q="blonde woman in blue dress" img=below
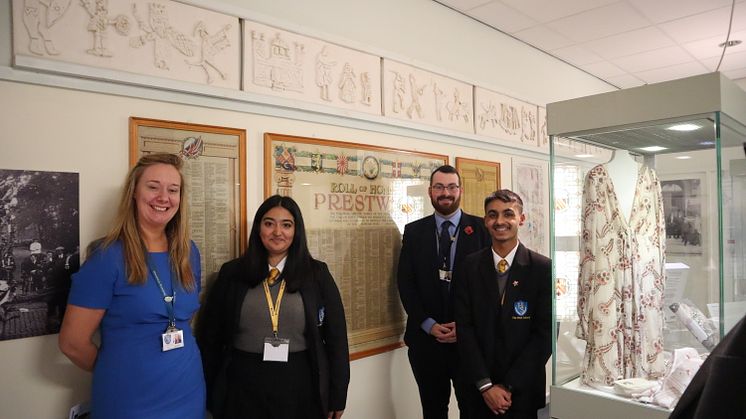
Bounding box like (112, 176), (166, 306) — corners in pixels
(59, 153), (205, 418)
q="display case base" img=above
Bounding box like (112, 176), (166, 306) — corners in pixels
(550, 379), (670, 419)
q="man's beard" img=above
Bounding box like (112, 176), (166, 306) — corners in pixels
(432, 195), (460, 215)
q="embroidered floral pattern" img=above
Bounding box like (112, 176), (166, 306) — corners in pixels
(576, 164), (666, 386)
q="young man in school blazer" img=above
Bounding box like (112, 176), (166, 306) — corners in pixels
(455, 189), (552, 419)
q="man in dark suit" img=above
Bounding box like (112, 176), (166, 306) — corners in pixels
(398, 164), (490, 419)
(455, 189), (551, 419)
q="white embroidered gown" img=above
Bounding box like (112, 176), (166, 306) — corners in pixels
(576, 163), (667, 386)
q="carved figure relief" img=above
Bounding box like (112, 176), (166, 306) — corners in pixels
(80, 0), (129, 57)
(130, 3), (195, 69)
(539, 110), (548, 147)
(520, 107), (536, 144)
(360, 72), (372, 106)
(406, 74), (426, 119)
(433, 82), (445, 121)
(478, 101), (499, 130)
(185, 21), (231, 84)
(314, 46), (336, 101)
(391, 71), (406, 113)
(338, 62), (356, 103)
(22, 0), (71, 56)
(498, 103), (520, 135)
(250, 31), (304, 92)
(446, 88), (470, 123)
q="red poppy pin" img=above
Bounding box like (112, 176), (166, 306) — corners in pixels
(464, 226), (474, 235)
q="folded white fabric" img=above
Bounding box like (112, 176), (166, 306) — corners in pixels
(613, 378), (658, 397)
(632, 347), (704, 409)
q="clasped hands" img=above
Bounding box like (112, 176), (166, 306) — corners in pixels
(429, 322), (456, 343)
(482, 384), (512, 416)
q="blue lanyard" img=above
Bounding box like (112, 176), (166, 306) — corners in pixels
(151, 267), (176, 329)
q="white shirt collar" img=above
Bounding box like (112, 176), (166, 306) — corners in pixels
(269, 256), (287, 272)
(434, 208), (462, 231)
(491, 242), (519, 271)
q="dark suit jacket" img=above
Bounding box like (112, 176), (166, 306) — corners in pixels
(669, 314), (746, 419)
(196, 257), (350, 417)
(397, 212), (490, 348)
(455, 243), (552, 412)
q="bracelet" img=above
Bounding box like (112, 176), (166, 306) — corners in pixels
(479, 384), (493, 393)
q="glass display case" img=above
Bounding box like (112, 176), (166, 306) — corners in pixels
(547, 73), (746, 419)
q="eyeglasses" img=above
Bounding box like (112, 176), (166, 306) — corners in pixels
(431, 184), (460, 193)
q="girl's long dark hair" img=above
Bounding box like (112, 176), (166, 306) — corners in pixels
(242, 195), (313, 291)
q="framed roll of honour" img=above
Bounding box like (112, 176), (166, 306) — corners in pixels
(129, 117), (247, 288)
(264, 133), (447, 359)
(455, 157), (501, 216)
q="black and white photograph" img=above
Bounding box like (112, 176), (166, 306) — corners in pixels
(0, 169), (79, 341)
(661, 178), (703, 255)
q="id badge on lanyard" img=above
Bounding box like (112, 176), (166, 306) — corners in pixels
(152, 267), (184, 352)
(263, 279), (290, 362)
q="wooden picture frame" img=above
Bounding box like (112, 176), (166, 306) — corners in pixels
(129, 117), (247, 287)
(455, 157), (501, 216)
(264, 132), (447, 359)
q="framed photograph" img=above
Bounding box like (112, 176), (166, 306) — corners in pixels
(265, 132), (447, 359)
(661, 175), (705, 255)
(455, 157), (500, 216)
(511, 157), (549, 256)
(0, 169), (79, 340)
(129, 117), (247, 287)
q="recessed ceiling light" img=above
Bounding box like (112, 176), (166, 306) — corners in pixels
(718, 39), (742, 48)
(667, 123), (700, 131)
(699, 141), (715, 146)
(639, 146), (667, 152)
(574, 154), (593, 158)
(675, 156), (692, 160)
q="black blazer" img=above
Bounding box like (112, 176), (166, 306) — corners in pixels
(669, 314), (746, 419)
(196, 257), (350, 416)
(397, 212), (490, 347)
(454, 243), (552, 411)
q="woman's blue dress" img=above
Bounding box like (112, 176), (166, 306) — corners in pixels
(69, 241), (205, 419)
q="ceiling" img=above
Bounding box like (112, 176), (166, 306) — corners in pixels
(435, 0), (746, 89)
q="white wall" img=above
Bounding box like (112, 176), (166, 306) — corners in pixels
(0, 0), (616, 418)
(0, 79), (514, 419)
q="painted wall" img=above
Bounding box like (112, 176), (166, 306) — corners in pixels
(0, 0), (616, 417)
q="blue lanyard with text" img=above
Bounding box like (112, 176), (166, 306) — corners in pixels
(151, 267), (177, 329)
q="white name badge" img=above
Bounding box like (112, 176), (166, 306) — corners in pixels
(439, 269), (452, 282)
(263, 337), (290, 362)
(162, 328), (184, 352)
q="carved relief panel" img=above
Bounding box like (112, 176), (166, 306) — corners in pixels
(12, 0), (240, 89)
(382, 59), (474, 134)
(537, 106), (549, 153)
(242, 20), (381, 115)
(475, 87), (539, 150)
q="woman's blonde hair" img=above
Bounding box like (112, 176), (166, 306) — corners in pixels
(94, 153), (195, 291)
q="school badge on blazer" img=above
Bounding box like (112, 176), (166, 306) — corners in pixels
(318, 306), (326, 326)
(512, 300), (530, 319)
